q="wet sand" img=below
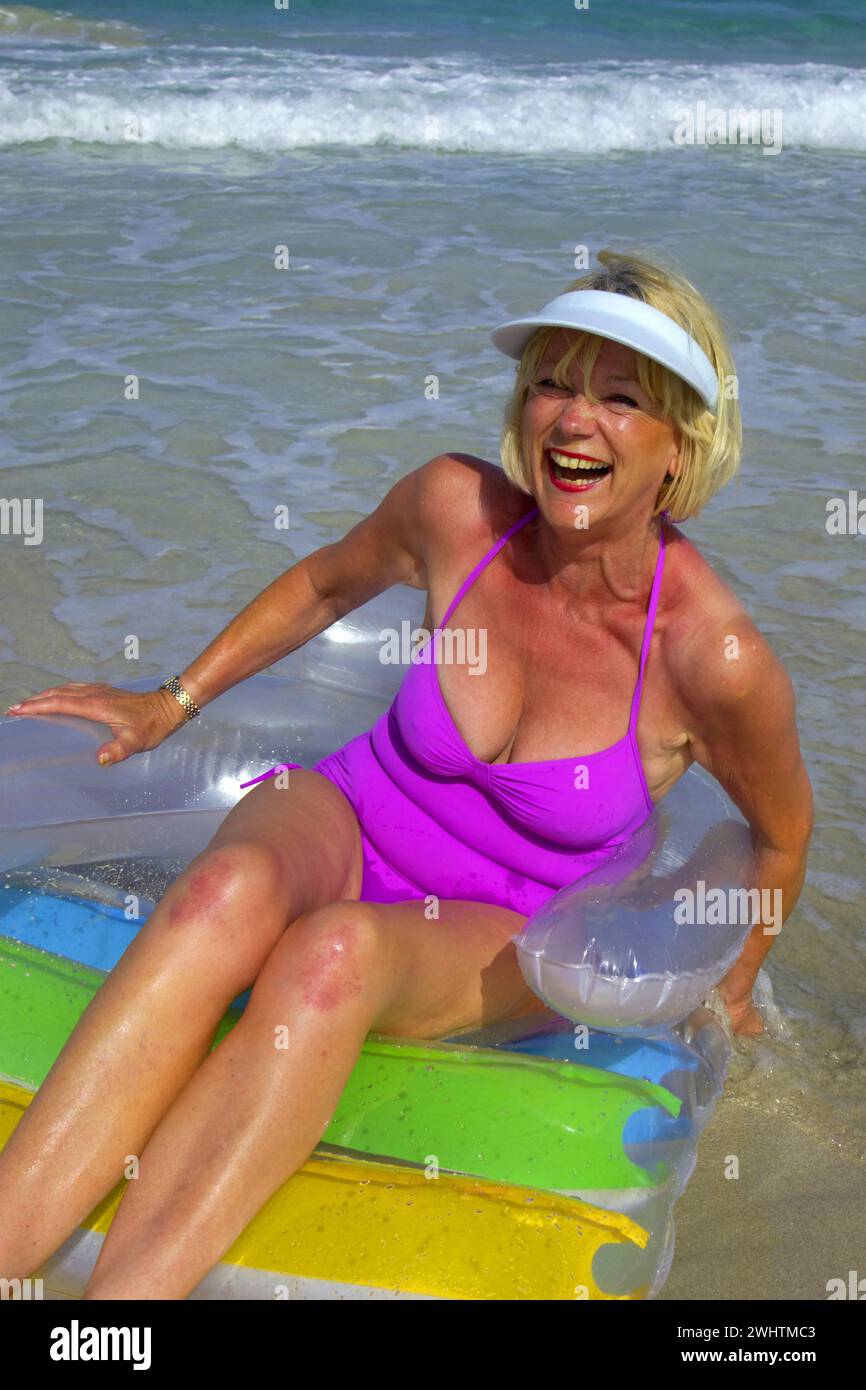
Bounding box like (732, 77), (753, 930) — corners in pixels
(661, 1093), (866, 1301)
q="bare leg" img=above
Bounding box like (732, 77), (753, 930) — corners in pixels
(81, 895), (557, 1300)
(0, 772), (362, 1282)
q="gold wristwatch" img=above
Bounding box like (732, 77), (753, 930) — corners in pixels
(159, 675), (201, 721)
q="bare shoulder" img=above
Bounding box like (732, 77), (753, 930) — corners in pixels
(400, 452), (534, 589)
(658, 525), (811, 849)
(660, 524), (794, 723)
(310, 452), (528, 616)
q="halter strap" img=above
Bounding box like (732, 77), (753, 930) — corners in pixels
(440, 505), (539, 627)
(439, 505), (665, 736)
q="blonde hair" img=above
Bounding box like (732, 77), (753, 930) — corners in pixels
(498, 249), (741, 520)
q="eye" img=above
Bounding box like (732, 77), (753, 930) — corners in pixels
(607, 393), (638, 407)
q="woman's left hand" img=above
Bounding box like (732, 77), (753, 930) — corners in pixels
(717, 975), (764, 1037)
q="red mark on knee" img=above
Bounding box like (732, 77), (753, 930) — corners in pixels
(296, 933), (365, 1013)
(166, 854), (241, 928)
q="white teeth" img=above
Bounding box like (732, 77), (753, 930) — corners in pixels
(548, 450), (611, 472)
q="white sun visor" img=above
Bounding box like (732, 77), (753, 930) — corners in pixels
(491, 289), (719, 412)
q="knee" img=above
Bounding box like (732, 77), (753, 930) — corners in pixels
(161, 840), (288, 941)
(271, 901), (383, 1014)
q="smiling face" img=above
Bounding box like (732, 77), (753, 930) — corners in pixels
(521, 330), (682, 531)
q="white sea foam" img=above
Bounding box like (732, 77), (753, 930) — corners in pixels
(0, 58), (863, 153)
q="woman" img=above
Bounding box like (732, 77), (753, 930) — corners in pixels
(0, 251), (812, 1299)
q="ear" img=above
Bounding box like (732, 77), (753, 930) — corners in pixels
(666, 426), (683, 479)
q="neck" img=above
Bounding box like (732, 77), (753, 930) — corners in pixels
(526, 508), (664, 606)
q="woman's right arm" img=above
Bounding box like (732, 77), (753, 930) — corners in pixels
(169, 460), (434, 715)
(4, 458), (451, 764)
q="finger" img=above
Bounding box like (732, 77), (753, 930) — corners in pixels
(6, 689), (92, 709)
(96, 741), (127, 766)
(4, 696), (110, 719)
(97, 723), (143, 764)
(9, 687), (74, 702)
(732, 1008), (763, 1037)
(5, 696), (85, 712)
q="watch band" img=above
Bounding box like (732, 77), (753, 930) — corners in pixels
(159, 675), (201, 720)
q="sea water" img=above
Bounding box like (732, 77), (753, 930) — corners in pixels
(0, 0), (864, 1195)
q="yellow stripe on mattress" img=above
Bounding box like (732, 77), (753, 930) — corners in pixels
(0, 1078), (648, 1300)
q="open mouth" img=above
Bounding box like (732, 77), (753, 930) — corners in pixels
(546, 449), (613, 492)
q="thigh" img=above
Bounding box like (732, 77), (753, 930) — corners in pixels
(205, 767), (364, 918)
(366, 897), (561, 1039)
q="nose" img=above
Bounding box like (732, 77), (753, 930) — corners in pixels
(553, 390), (602, 432)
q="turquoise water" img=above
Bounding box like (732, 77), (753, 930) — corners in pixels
(1, 0), (864, 151)
(4, 0), (866, 67)
(0, 0), (865, 1184)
